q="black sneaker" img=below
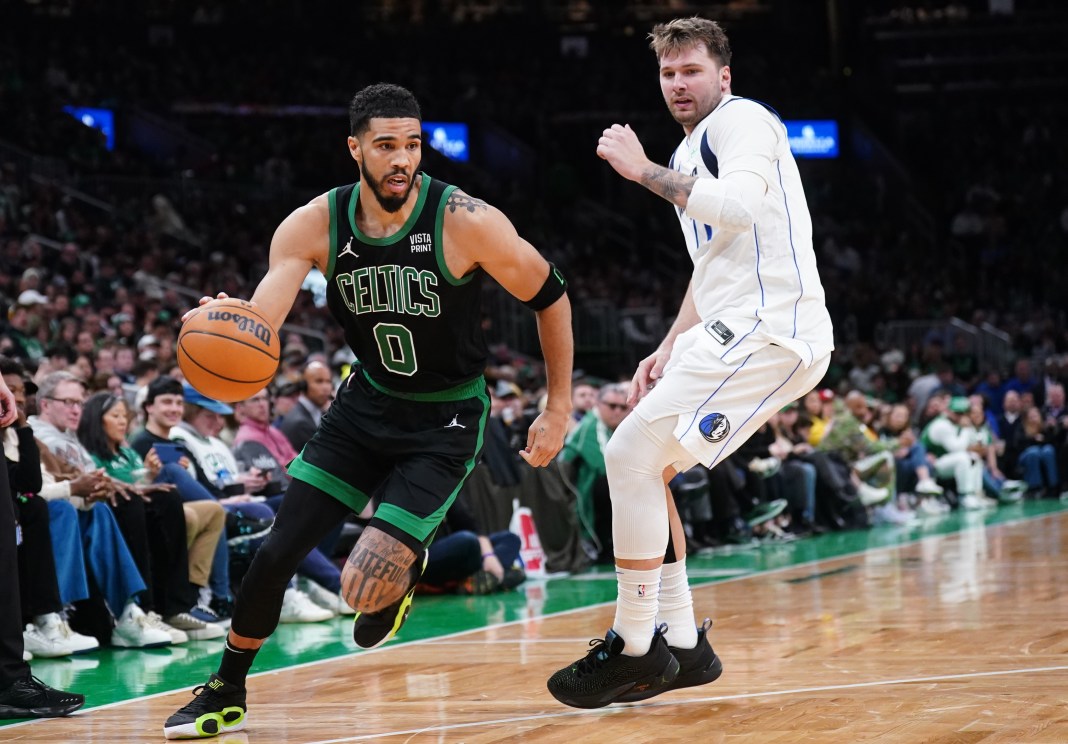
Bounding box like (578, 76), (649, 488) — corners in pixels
(352, 550), (427, 649)
(225, 511), (273, 546)
(546, 624), (680, 709)
(617, 618), (722, 702)
(0, 675), (84, 719)
(501, 566), (526, 590)
(163, 673), (246, 739)
(457, 569), (500, 595)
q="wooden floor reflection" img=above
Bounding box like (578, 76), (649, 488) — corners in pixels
(11, 510), (1068, 743)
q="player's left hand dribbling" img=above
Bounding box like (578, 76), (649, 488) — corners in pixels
(520, 409), (569, 468)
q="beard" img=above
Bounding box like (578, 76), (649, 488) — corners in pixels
(360, 160), (415, 213)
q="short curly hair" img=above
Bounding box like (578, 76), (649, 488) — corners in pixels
(349, 83), (422, 137)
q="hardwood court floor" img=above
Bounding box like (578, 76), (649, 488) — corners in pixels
(6, 502), (1068, 743)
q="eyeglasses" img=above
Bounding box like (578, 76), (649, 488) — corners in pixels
(602, 402), (630, 412)
(45, 397), (85, 409)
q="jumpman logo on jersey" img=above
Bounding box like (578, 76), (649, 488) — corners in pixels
(339, 237), (359, 259)
(445, 415), (466, 429)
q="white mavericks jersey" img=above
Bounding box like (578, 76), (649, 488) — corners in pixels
(669, 94), (834, 368)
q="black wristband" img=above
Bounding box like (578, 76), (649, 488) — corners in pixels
(523, 263), (567, 311)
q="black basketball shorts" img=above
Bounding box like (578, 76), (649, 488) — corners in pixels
(287, 367), (490, 549)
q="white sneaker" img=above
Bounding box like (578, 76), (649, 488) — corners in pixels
(23, 623), (73, 658)
(279, 587), (335, 623)
(163, 610), (226, 641)
(916, 478), (944, 496)
(872, 502), (919, 526)
(111, 604), (172, 648)
(858, 482), (891, 506)
(918, 497), (948, 517)
(144, 611), (189, 644)
(959, 493), (990, 511)
(22, 649), (32, 661)
(301, 578), (356, 616)
(33, 613), (99, 654)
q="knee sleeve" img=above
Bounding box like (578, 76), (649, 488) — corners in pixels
(606, 413), (692, 561)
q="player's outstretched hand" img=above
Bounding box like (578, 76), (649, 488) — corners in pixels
(628, 346), (672, 406)
(181, 292), (232, 322)
(520, 408), (569, 468)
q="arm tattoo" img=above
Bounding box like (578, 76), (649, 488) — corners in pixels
(446, 191), (488, 213)
(343, 537), (414, 607)
(639, 165), (697, 208)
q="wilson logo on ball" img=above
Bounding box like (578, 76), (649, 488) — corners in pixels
(205, 311), (273, 347)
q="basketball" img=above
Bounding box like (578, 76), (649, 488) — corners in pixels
(177, 298), (280, 403)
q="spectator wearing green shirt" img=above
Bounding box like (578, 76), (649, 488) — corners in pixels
(559, 383), (631, 563)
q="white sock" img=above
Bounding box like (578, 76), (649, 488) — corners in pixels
(657, 559), (698, 649)
(612, 566), (661, 656)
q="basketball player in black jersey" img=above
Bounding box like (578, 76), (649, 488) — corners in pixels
(164, 83), (573, 740)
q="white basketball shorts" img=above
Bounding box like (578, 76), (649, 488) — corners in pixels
(633, 324), (831, 471)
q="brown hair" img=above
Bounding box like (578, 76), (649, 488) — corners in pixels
(649, 17), (732, 66)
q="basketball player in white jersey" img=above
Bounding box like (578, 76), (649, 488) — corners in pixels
(548, 17), (834, 708)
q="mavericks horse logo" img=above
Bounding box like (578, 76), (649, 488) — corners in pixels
(699, 412), (730, 443)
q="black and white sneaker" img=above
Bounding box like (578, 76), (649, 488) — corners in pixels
(546, 624), (679, 709)
(0, 675), (84, 719)
(163, 673), (246, 739)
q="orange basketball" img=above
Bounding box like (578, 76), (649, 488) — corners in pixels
(177, 298), (280, 403)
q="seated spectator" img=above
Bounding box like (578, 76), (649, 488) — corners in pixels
(802, 388), (835, 446)
(2, 360), (99, 657)
(78, 391), (226, 640)
(921, 396), (993, 510)
(878, 402), (946, 515)
(964, 396), (1025, 503)
(278, 361), (334, 452)
(416, 497), (524, 595)
(3, 363), (170, 650)
(769, 402), (820, 534)
(30, 371), (197, 645)
(231, 389), (297, 491)
(558, 382), (630, 563)
(0, 445), (85, 719)
(817, 391), (912, 524)
(169, 383), (342, 622)
(1012, 406), (1061, 498)
(567, 379), (598, 433)
(128, 377), (275, 620)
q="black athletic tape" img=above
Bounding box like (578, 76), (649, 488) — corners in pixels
(523, 263), (567, 312)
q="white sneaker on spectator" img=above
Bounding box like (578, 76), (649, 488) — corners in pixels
(144, 611), (189, 644)
(872, 502), (919, 526)
(33, 613), (99, 654)
(164, 609), (226, 641)
(916, 478), (944, 496)
(112, 604), (172, 648)
(959, 493), (991, 511)
(23, 623), (73, 658)
(280, 587), (335, 623)
(857, 482), (891, 507)
(918, 497), (948, 517)
(301, 578), (356, 617)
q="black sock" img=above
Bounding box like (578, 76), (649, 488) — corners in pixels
(217, 639), (260, 689)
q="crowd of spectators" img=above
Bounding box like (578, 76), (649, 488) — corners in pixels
(1, 0), (1067, 701)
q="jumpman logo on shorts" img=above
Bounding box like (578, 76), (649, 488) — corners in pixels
(445, 415), (466, 429)
(339, 237), (359, 259)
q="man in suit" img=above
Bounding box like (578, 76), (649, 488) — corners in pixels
(278, 361), (334, 452)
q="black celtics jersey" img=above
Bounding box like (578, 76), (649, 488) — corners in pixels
(325, 174), (487, 394)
